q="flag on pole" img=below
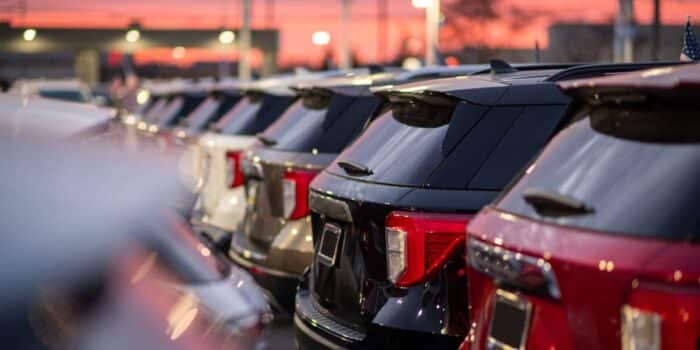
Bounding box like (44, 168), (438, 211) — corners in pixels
(681, 16), (700, 61)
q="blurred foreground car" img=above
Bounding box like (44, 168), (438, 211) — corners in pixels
(294, 61), (682, 350)
(464, 64), (699, 350)
(0, 104), (272, 350)
(8, 79), (96, 104)
(230, 66), (485, 313)
(0, 94), (115, 139)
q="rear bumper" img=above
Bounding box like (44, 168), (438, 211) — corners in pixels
(191, 217), (233, 249)
(228, 216), (314, 312)
(294, 286), (463, 350)
(229, 238), (301, 313)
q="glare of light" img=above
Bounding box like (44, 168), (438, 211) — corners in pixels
(170, 307), (198, 340)
(198, 244), (211, 257)
(130, 252), (158, 284)
(311, 31), (331, 46)
(125, 29), (140, 43)
(402, 57), (422, 70)
(176, 130), (187, 138)
(445, 56), (459, 66)
(124, 115), (137, 125)
(137, 121), (148, 130)
(136, 89), (150, 105)
(412, 0), (433, 8)
(219, 30), (235, 44)
(172, 46), (186, 60)
(22, 29), (37, 42)
(147, 124), (158, 133)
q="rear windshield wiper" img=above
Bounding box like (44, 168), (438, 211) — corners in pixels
(337, 160), (373, 176)
(256, 134), (277, 146)
(522, 188), (594, 217)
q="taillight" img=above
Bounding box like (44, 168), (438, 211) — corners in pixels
(282, 168), (319, 220)
(622, 281), (700, 350)
(225, 151), (244, 188)
(385, 211), (472, 287)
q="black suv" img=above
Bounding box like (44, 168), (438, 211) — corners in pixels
(294, 62), (682, 349)
(229, 67), (486, 313)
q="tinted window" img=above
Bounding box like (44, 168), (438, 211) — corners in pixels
(154, 97), (184, 127)
(217, 94), (294, 136)
(261, 94), (381, 153)
(156, 94), (206, 128)
(39, 89), (89, 103)
(497, 106), (700, 240)
(180, 97), (221, 130)
(468, 105), (568, 189)
(327, 101), (566, 190)
(143, 98), (168, 122)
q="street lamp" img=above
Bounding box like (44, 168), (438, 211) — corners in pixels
(312, 31), (331, 46)
(125, 29), (140, 43)
(22, 29), (37, 42)
(411, 0), (440, 66)
(219, 30), (235, 44)
(172, 46), (186, 59)
(411, 0), (431, 8)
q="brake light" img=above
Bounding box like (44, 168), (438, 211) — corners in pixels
(622, 281), (700, 350)
(385, 211), (472, 287)
(225, 151), (244, 188)
(282, 168), (319, 220)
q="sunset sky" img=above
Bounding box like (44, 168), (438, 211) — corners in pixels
(1, 0), (699, 67)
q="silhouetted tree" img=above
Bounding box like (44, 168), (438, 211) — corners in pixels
(442, 0), (549, 49)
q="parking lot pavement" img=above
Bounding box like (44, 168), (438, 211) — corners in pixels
(261, 316), (295, 349)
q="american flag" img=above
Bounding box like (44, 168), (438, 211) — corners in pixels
(681, 17), (700, 61)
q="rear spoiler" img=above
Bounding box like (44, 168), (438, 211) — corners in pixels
(547, 61), (690, 82)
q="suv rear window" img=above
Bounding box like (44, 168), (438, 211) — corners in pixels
(216, 94), (294, 136)
(156, 94), (206, 128)
(497, 105), (700, 241)
(327, 101), (566, 190)
(260, 93), (382, 153)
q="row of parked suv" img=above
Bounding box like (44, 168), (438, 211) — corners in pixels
(125, 61), (699, 350)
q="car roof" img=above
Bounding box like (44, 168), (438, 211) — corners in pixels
(0, 94), (114, 140)
(232, 69), (371, 96)
(375, 62), (690, 106)
(293, 65), (488, 97)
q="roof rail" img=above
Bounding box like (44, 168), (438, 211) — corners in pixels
(489, 60), (517, 74)
(547, 61), (689, 82)
(471, 62), (579, 76)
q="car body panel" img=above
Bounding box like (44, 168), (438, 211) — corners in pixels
(196, 133), (258, 231)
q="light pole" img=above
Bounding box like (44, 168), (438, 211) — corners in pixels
(613, 0), (635, 62)
(412, 0), (440, 66)
(340, 0), (352, 70)
(239, 0), (252, 81)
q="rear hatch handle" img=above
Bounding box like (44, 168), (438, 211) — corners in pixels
(522, 188), (594, 217)
(337, 160), (373, 176)
(256, 134), (277, 146)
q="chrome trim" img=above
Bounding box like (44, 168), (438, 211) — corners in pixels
(295, 290), (366, 342)
(294, 315), (349, 350)
(317, 223), (342, 267)
(487, 289), (532, 350)
(308, 191), (353, 223)
(468, 238), (561, 300)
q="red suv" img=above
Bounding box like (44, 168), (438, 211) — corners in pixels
(464, 63), (699, 350)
